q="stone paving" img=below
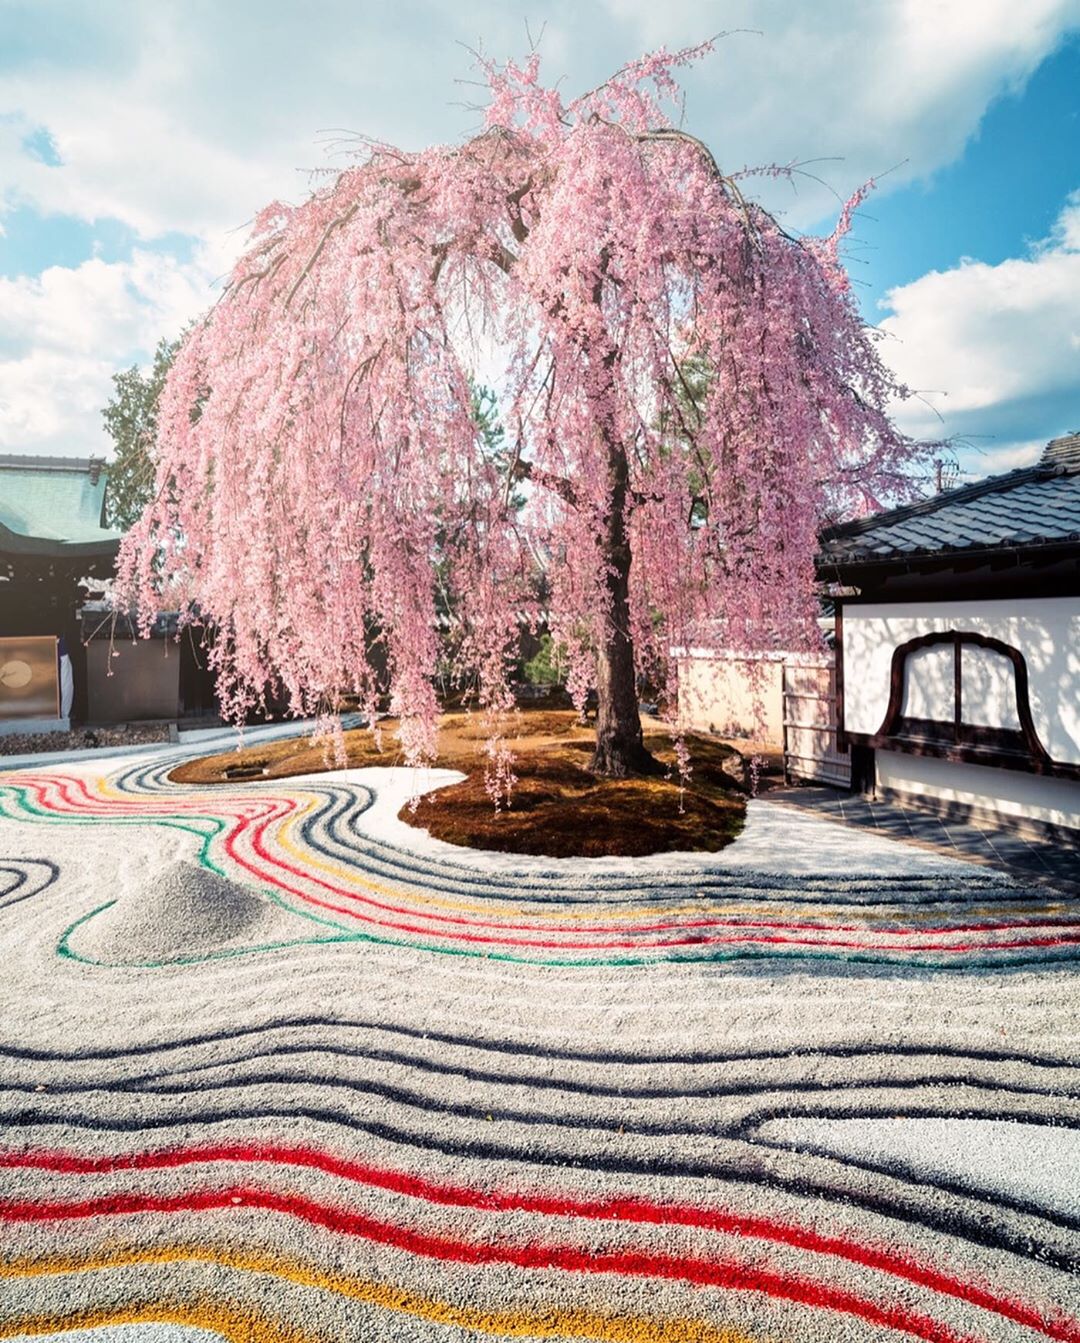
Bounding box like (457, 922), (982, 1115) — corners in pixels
(768, 786), (1079, 894)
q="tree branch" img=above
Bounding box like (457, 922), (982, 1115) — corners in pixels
(506, 175), (534, 244)
(634, 126), (769, 248)
(486, 237), (520, 274)
(511, 456), (579, 508)
(285, 203), (361, 308)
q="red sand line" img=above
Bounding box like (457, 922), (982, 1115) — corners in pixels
(2, 1145), (1075, 1341)
(0, 1185), (987, 1343)
(241, 806), (1080, 952)
(18, 776), (1078, 954)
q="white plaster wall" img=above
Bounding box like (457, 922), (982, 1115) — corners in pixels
(876, 750), (1080, 833)
(961, 645), (1022, 729)
(901, 643), (954, 720)
(843, 597), (1080, 764)
(676, 653), (785, 742)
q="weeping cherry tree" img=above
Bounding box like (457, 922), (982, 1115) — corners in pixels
(117, 42), (930, 793)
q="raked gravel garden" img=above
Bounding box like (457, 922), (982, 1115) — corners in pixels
(0, 732), (1078, 1343)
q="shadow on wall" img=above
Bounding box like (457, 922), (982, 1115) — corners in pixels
(846, 600), (1079, 766)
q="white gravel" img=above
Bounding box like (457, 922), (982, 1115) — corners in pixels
(346, 764), (994, 878)
(1, 747), (1077, 1342)
(71, 857), (318, 965)
(756, 1115), (1080, 1221)
(8, 1331), (226, 1342)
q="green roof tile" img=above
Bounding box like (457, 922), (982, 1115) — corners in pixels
(0, 455), (123, 553)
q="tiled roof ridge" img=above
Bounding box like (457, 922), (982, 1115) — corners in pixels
(1044, 430), (1080, 465)
(821, 433), (1079, 543)
(0, 453), (107, 474)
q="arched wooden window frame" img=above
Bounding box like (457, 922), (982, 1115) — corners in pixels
(858, 630), (1080, 780)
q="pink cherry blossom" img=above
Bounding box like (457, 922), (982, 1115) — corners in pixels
(116, 43), (932, 796)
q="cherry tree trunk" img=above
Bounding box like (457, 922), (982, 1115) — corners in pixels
(589, 440), (659, 778)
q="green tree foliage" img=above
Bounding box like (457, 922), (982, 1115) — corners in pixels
(522, 632), (567, 687)
(470, 381), (526, 510)
(101, 335), (179, 530)
(661, 354), (713, 528)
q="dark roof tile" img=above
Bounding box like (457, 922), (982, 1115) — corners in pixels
(819, 433), (1080, 565)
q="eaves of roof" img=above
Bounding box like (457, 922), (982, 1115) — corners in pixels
(0, 521), (122, 560)
(817, 454), (1080, 569)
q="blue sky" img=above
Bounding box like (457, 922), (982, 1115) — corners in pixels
(851, 37), (1080, 296)
(0, 1), (1078, 478)
(843, 32), (1080, 470)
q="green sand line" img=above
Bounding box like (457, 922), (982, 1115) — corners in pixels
(6, 784), (1077, 974)
(0, 788), (227, 874)
(53, 898), (1080, 973)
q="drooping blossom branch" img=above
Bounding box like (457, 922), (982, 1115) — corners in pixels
(115, 40), (933, 794)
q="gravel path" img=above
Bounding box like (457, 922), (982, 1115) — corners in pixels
(0, 748), (1077, 1343)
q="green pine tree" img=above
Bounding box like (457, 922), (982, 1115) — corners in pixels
(101, 335), (179, 530)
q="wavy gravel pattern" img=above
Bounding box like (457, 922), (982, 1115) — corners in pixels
(0, 748), (1077, 1342)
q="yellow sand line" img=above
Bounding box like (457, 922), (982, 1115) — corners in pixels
(0, 1245), (759, 1343)
(0, 1299), (312, 1343)
(92, 774), (1069, 929)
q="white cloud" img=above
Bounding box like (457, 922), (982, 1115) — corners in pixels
(603, 0), (1080, 222)
(1, 1), (1078, 460)
(1052, 188), (1080, 249)
(877, 191), (1080, 471)
(1, 0), (1078, 244)
(960, 438), (1046, 475)
(0, 348), (115, 449)
(0, 4), (539, 249)
(0, 249), (216, 455)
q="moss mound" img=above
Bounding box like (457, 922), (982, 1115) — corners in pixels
(171, 709), (747, 858)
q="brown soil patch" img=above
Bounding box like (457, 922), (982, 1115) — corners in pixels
(171, 709), (748, 858)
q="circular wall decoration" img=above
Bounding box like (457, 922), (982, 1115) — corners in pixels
(0, 659), (33, 690)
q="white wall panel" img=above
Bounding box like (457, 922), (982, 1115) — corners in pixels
(961, 644), (1021, 730)
(843, 597), (1080, 764)
(876, 750), (1080, 832)
(901, 643), (954, 721)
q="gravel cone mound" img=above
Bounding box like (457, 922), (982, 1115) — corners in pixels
(0, 756), (1077, 1342)
(70, 859), (310, 965)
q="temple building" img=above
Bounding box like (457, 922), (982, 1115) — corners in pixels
(819, 431), (1080, 838)
(0, 454), (215, 733)
(0, 455), (121, 732)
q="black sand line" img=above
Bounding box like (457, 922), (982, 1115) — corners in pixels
(326, 799), (1026, 902)
(744, 1127), (1080, 1236)
(4, 1019), (1077, 1073)
(119, 761), (1031, 902)
(729, 1101), (1080, 1141)
(333, 799), (1051, 901)
(15, 1044), (1071, 1117)
(4, 1066), (1071, 1158)
(335, 809), (1030, 903)
(0, 859), (60, 910)
(62, 1039), (1077, 1105)
(297, 780), (975, 902)
(5, 1102), (1076, 1273)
